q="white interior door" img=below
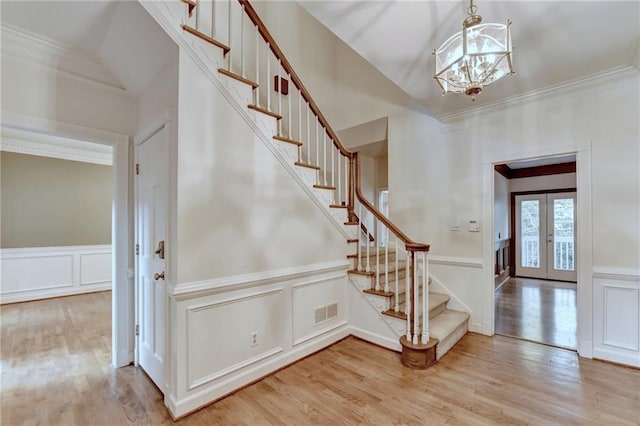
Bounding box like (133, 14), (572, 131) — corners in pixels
(135, 126), (168, 391)
(515, 192), (577, 282)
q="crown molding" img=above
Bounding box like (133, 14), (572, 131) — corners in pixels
(1, 24), (126, 94)
(437, 65), (640, 123)
(0, 126), (113, 165)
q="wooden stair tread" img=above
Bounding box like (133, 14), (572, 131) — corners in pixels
(248, 104), (282, 120)
(218, 68), (258, 88)
(330, 204), (348, 209)
(347, 239), (359, 243)
(344, 221), (359, 226)
(295, 162), (320, 170)
(274, 135), (303, 146)
(182, 25), (230, 54)
(381, 292), (450, 321)
(348, 269), (375, 277)
(347, 254), (358, 259)
(313, 184), (336, 190)
(363, 289), (394, 297)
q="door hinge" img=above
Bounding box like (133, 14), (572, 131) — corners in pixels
(135, 244), (139, 255)
(135, 163), (140, 175)
(135, 325), (140, 336)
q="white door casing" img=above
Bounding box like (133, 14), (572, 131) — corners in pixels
(135, 125), (169, 392)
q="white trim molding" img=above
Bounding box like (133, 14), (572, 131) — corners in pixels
(0, 245), (112, 304)
(173, 260), (349, 300)
(429, 255), (483, 269)
(1, 126), (113, 165)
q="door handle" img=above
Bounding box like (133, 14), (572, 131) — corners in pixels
(154, 241), (165, 259)
(154, 271), (165, 281)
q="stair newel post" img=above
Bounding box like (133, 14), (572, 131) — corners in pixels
(394, 238), (399, 312)
(421, 251), (430, 343)
(405, 248), (412, 341)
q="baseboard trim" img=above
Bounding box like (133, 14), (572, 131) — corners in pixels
(0, 284), (111, 305)
(349, 326), (402, 352)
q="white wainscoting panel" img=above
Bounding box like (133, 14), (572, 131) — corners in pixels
(0, 245), (112, 303)
(169, 260), (350, 419)
(186, 287), (284, 390)
(593, 271), (640, 367)
(291, 274), (348, 346)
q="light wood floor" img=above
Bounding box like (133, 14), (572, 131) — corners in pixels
(495, 277), (577, 349)
(3, 292), (639, 425)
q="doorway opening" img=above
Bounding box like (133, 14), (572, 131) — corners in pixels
(493, 155), (578, 349)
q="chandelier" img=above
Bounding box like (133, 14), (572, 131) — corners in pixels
(433, 0), (514, 100)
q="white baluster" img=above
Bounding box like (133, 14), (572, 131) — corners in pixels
(254, 26), (259, 106)
(331, 138), (335, 191)
(277, 61), (282, 136)
(195, 0), (200, 31)
(375, 220), (380, 291)
(394, 238), (399, 312)
(323, 130), (327, 185)
(211, 0), (215, 39)
(359, 203), (364, 272)
(337, 150), (341, 203)
(297, 90), (302, 160)
(422, 252), (429, 343)
(266, 43), (271, 111)
(287, 73), (291, 138)
(315, 117), (319, 182)
(405, 250), (411, 341)
(240, 4), (245, 77)
(356, 203), (360, 272)
(344, 156), (348, 206)
(226, 0), (230, 70)
(413, 251), (418, 344)
(384, 226), (389, 293)
(306, 104), (310, 164)
(365, 211), (371, 272)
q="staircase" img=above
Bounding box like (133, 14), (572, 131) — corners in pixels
(166, 0), (469, 367)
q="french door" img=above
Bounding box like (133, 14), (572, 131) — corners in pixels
(515, 192), (577, 282)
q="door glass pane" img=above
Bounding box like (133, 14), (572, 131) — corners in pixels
(553, 198), (574, 271)
(521, 200), (540, 268)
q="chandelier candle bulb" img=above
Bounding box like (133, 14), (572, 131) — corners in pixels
(434, 0), (514, 100)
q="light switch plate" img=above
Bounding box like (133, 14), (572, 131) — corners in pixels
(468, 220), (480, 232)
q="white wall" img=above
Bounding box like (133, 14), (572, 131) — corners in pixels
(0, 54), (137, 136)
(175, 51), (348, 284)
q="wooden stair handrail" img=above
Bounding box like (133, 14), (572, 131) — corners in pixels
(354, 152), (430, 252)
(239, 0), (350, 158)
(238, 0), (429, 253)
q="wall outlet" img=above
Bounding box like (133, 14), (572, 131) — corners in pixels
(250, 331), (258, 347)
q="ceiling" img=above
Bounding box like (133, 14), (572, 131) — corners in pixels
(298, 1), (640, 119)
(1, 1), (177, 96)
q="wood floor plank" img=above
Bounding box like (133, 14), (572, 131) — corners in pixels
(2, 292), (639, 425)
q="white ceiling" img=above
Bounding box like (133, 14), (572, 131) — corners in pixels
(298, 0), (640, 119)
(1, 1), (177, 96)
